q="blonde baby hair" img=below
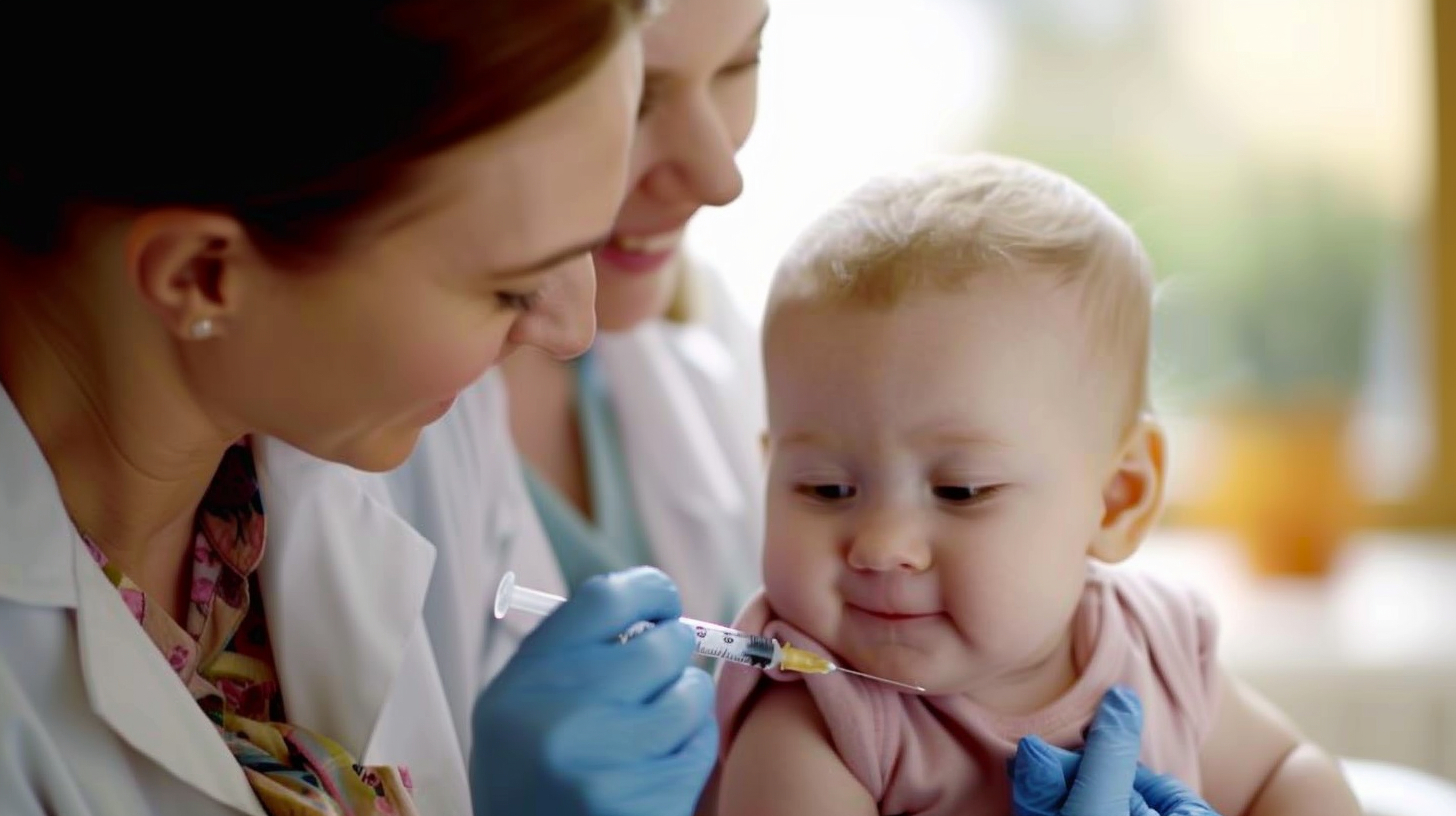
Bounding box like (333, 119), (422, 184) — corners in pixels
(765, 152), (1154, 426)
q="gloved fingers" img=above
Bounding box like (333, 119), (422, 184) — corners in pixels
(1010, 735), (1072, 816)
(1063, 686), (1143, 816)
(1036, 739), (1083, 785)
(513, 620), (697, 705)
(633, 667), (717, 756)
(519, 567), (684, 655)
(1134, 766), (1219, 815)
(550, 668), (716, 767)
(565, 724), (721, 816)
(1128, 788), (1157, 816)
(640, 720), (721, 810)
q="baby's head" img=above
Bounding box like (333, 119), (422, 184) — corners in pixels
(760, 154), (1165, 703)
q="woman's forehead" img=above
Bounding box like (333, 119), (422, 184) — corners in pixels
(376, 39), (641, 271)
(643, 0), (768, 69)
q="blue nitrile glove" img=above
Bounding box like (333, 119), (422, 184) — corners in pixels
(1009, 686), (1221, 815)
(1128, 767), (1220, 816)
(470, 567), (717, 816)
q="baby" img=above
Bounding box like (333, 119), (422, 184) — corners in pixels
(714, 155), (1360, 816)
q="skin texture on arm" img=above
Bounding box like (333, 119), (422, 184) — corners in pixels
(716, 683), (879, 816)
(1198, 671), (1361, 816)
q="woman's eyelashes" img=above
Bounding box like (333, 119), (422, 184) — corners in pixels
(496, 289), (543, 312)
(637, 77), (663, 120)
(721, 52), (762, 76)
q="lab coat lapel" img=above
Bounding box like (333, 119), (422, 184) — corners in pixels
(252, 438), (436, 761)
(492, 425), (568, 644)
(0, 387), (263, 814)
(74, 549), (268, 815)
(596, 325), (751, 623)
(0, 388), (80, 609)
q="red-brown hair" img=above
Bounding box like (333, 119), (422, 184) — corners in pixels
(0, 0), (645, 259)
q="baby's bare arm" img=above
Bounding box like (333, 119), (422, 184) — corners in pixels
(1198, 671), (1360, 816)
(717, 683), (878, 816)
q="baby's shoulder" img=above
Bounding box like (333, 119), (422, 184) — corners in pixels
(1090, 563), (1219, 650)
(1086, 563), (1224, 751)
(718, 681), (885, 815)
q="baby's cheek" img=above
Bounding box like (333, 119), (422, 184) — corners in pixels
(762, 531), (837, 634)
(948, 556), (1083, 667)
(941, 550), (1045, 642)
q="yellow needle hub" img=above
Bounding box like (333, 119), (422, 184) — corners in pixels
(779, 642), (834, 674)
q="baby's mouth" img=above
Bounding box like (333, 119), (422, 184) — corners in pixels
(847, 603), (941, 622)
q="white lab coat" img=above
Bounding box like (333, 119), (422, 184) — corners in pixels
(0, 388), (473, 815)
(374, 261), (766, 757)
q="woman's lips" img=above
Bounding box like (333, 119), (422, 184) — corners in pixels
(613, 229), (682, 253)
(595, 228), (684, 275)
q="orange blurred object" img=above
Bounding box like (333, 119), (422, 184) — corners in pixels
(1195, 402), (1364, 576)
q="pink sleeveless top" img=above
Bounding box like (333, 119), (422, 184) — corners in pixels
(715, 564), (1221, 816)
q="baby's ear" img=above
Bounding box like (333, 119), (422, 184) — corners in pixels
(1089, 418), (1166, 564)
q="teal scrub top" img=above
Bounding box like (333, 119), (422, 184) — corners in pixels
(522, 351), (655, 592)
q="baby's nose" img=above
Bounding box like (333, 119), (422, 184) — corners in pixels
(845, 514), (932, 572)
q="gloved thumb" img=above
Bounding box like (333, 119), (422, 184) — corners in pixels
(1062, 686), (1142, 816)
(1134, 766), (1219, 815)
(1011, 735), (1072, 816)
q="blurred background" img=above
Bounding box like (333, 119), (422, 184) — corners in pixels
(688, 0), (1456, 787)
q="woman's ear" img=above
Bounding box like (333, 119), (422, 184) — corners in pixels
(124, 209), (252, 341)
(1089, 417), (1167, 564)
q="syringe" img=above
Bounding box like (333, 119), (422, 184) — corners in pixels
(494, 572), (924, 692)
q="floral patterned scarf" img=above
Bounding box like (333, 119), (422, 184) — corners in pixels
(82, 442), (418, 816)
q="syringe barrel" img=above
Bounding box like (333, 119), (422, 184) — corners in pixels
(680, 616), (780, 670)
(494, 572), (783, 670)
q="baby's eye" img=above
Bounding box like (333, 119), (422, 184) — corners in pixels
(497, 290), (543, 312)
(933, 485), (1000, 505)
(795, 484), (857, 502)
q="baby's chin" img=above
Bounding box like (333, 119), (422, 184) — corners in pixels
(936, 633), (1082, 711)
(840, 633), (1075, 701)
(834, 637), (946, 692)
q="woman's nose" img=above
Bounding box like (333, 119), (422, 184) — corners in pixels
(513, 256), (597, 360)
(641, 93), (745, 208)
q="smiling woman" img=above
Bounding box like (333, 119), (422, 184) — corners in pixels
(367, 1), (777, 793)
(490, 0), (772, 635)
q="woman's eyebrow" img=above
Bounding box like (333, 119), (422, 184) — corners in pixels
(502, 233), (612, 277)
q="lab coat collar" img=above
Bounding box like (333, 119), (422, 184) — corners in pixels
(252, 437), (437, 761)
(0, 385), (267, 813)
(74, 535), (268, 814)
(0, 383), (80, 608)
(0, 384), (436, 811)
(595, 323), (750, 622)
(483, 373), (571, 642)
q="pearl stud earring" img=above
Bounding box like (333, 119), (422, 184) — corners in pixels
(189, 318), (215, 340)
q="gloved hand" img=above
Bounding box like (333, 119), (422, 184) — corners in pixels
(1010, 686), (1221, 815)
(470, 567), (717, 816)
